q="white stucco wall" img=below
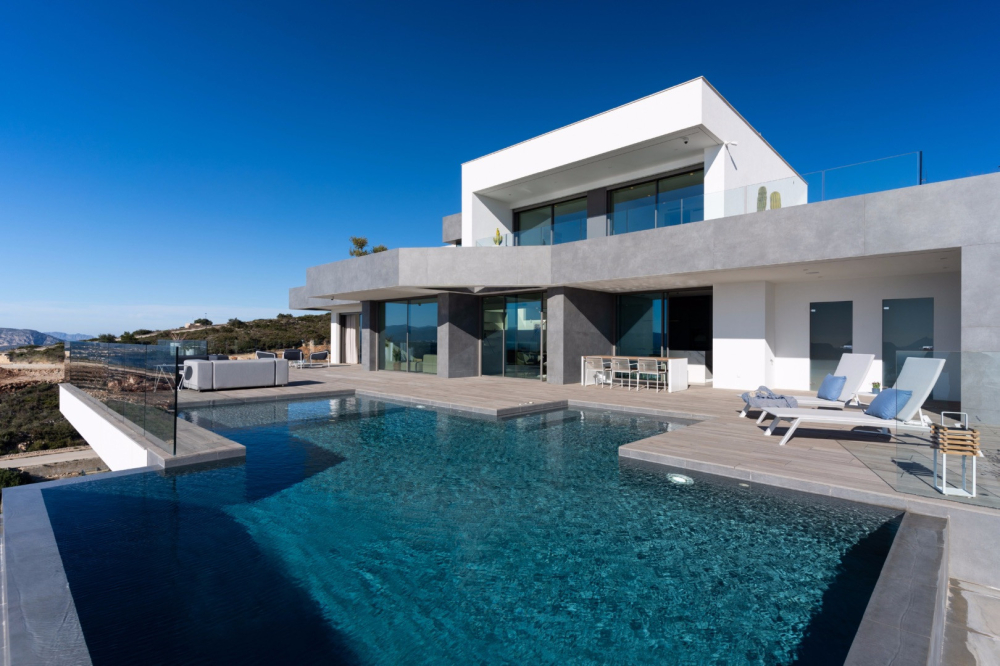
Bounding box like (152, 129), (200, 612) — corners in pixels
(701, 85), (805, 218)
(712, 273), (961, 393)
(331, 317), (342, 364)
(713, 281), (775, 389)
(59, 385), (153, 471)
(461, 77), (800, 245)
(771, 272), (961, 393)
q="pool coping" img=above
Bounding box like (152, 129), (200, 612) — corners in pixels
(3, 390), (977, 664)
(844, 512), (949, 665)
(60, 383), (246, 470)
(2, 468), (161, 666)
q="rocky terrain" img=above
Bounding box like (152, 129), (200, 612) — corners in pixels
(0, 328), (63, 351)
(43, 331), (94, 342)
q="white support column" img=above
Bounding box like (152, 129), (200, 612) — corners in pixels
(331, 314), (343, 364)
(712, 281), (776, 390)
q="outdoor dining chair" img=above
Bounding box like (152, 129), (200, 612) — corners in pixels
(636, 358), (666, 392)
(610, 357), (633, 390)
(585, 356), (609, 388)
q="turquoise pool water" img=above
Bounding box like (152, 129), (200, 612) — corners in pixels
(43, 397), (898, 665)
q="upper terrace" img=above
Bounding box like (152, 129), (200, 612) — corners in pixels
(459, 77), (802, 247)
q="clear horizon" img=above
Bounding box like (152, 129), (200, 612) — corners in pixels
(2, 0), (998, 333)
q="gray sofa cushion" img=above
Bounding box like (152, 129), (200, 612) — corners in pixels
(183, 359), (289, 391)
(274, 359), (289, 386)
(213, 359), (277, 390)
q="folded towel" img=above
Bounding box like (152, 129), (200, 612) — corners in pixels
(741, 386), (797, 409)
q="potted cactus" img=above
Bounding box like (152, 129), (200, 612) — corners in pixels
(871, 381), (881, 394)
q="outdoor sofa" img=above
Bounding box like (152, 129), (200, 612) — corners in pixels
(182, 358), (289, 391)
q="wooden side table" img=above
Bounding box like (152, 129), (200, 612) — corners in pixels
(931, 413), (982, 498)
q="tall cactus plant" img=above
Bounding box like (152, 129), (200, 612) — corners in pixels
(756, 186), (767, 212)
(770, 191), (781, 209)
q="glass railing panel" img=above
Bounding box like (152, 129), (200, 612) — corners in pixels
(145, 344), (180, 451)
(803, 152), (921, 203)
(552, 219), (585, 244)
(471, 152), (923, 246)
(66, 340), (190, 456)
(837, 350), (1000, 511)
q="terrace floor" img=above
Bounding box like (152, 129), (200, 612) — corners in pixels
(176, 364), (1000, 515)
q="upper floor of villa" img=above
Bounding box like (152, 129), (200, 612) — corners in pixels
(448, 77), (806, 248)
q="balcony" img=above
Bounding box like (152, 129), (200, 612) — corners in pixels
(475, 152), (923, 247)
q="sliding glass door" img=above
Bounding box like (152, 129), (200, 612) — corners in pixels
(480, 293), (546, 380)
(615, 290), (712, 369)
(617, 293), (662, 357)
(482, 297), (505, 376)
(515, 198), (587, 246)
(377, 298), (438, 373)
(610, 169), (705, 235)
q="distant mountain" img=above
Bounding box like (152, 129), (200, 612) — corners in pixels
(43, 332), (95, 342)
(0, 328), (64, 351)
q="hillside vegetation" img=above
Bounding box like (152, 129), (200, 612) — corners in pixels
(4, 343), (65, 364)
(144, 313), (331, 355)
(0, 381), (85, 455)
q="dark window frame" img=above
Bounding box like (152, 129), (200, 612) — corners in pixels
(607, 166), (705, 235)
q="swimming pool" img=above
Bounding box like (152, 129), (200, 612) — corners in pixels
(43, 397), (898, 665)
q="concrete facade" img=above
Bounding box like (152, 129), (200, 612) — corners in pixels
(289, 77), (1000, 426)
(442, 212), (462, 245)
(436, 292), (480, 378)
(546, 287), (615, 384)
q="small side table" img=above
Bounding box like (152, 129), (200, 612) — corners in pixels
(931, 412), (982, 498)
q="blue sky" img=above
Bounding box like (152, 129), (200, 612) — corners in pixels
(1, 0), (997, 335)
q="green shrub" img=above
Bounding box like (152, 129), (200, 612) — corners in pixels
(0, 468), (30, 491)
(0, 383), (85, 455)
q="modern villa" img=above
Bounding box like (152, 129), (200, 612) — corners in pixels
(289, 77), (999, 426)
(5, 77), (999, 665)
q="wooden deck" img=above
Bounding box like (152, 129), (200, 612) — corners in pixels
(176, 364), (1000, 514)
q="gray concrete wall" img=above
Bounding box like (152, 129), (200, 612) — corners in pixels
(300, 173), (1000, 300)
(442, 212), (462, 244)
(437, 292), (480, 378)
(961, 243), (1000, 425)
(546, 287), (615, 384)
(289, 286), (358, 311)
(360, 301), (377, 371)
(586, 187), (608, 241)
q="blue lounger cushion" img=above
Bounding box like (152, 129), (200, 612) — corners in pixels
(816, 374), (847, 401)
(864, 388), (913, 420)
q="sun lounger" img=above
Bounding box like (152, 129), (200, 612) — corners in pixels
(740, 353), (875, 419)
(760, 357), (945, 445)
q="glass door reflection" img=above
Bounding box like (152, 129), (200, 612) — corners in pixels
(480, 293), (546, 380)
(882, 298), (933, 387)
(810, 301), (853, 390)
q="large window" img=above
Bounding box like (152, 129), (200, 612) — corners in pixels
(481, 293), (546, 379)
(514, 198), (587, 246)
(377, 298), (438, 373)
(616, 290), (712, 369)
(610, 169), (704, 235)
